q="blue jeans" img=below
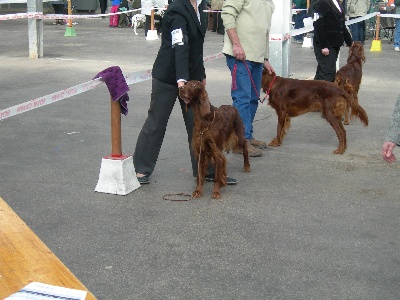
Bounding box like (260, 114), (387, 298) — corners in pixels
(226, 55), (263, 140)
(349, 18), (365, 42)
(294, 11), (307, 41)
(394, 18), (400, 48)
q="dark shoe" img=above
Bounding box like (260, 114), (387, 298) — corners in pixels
(205, 173), (238, 185)
(137, 175), (150, 184)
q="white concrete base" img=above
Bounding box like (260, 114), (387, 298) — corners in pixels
(302, 37), (313, 48)
(146, 30), (159, 40)
(95, 156), (140, 195)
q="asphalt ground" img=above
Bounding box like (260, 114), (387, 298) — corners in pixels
(1, 14), (400, 299)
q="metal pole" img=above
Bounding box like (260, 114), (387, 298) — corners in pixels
(269, 0), (291, 77)
(27, 0), (43, 59)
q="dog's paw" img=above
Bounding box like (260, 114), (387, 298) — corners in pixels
(212, 191), (221, 199)
(192, 190), (202, 198)
(333, 148), (345, 154)
(244, 165), (250, 172)
(268, 138), (280, 147)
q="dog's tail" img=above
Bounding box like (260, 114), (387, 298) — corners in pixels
(343, 89), (368, 126)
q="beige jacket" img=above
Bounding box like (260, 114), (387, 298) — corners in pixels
(211, 0), (223, 10)
(221, 0), (275, 63)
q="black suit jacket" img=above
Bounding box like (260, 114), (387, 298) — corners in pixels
(152, 0), (207, 85)
(313, 0), (352, 49)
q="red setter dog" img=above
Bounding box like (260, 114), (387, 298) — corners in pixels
(179, 81), (250, 199)
(334, 41), (366, 125)
(261, 70), (368, 154)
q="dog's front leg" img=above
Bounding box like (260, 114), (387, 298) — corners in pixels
(193, 155), (207, 198)
(269, 112), (288, 147)
(212, 152), (227, 199)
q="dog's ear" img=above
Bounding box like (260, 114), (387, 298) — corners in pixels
(360, 47), (366, 63)
(199, 83), (211, 116)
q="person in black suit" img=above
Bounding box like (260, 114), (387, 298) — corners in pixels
(134, 0), (237, 185)
(312, 0), (353, 82)
(99, 0), (108, 15)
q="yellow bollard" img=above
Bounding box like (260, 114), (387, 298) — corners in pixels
(370, 14), (382, 52)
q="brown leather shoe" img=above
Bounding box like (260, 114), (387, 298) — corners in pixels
(246, 140), (262, 157)
(250, 138), (268, 149)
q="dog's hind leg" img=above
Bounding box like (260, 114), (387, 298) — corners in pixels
(235, 118), (250, 172)
(343, 79), (355, 125)
(325, 112), (347, 154)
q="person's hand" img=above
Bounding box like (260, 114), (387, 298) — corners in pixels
(382, 141), (397, 162)
(321, 48), (329, 56)
(263, 60), (275, 74)
(202, 78), (207, 85)
(233, 43), (246, 61)
(177, 81), (185, 88)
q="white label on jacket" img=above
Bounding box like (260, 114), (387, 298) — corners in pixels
(313, 13), (320, 21)
(171, 28), (184, 46)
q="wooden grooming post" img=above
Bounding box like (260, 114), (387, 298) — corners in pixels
(68, 0), (72, 28)
(146, 6), (159, 40)
(95, 95), (140, 195)
(150, 8), (155, 30)
(375, 14), (381, 40)
(64, 0), (77, 36)
(111, 97), (122, 158)
(0, 197), (96, 299)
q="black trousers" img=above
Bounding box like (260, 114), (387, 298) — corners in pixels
(52, 4), (64, 14)
(313, 43), (340, 82)
(133, 78), (198, 177)
(99, 0), (107, 14)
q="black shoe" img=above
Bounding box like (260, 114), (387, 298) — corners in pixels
(137, 175), (150, 184)
(205, 173), (238, 185)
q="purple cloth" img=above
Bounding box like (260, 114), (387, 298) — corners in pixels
(93, 66), (130, 115)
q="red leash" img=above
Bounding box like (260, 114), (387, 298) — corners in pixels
(259, 75), (276, 104)
(266, 75), (277, 95)
(231, 61), (274, 104)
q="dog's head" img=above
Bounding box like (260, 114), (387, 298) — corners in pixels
(179, 80), (211, 115)
(348, 41), (366, 64)
(261, 70), (277, 93)
(178, 80), (207, 105)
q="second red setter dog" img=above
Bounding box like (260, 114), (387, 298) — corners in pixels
(334, 41), (366, 125)
(179, 81), (250, 199)
(261, 70), (369, 154)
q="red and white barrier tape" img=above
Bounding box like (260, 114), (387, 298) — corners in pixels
(0, 8), (166, 21)
(0, 53), (224, 121)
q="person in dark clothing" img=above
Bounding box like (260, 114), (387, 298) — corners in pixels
(118, 0), (131, 27)
(312, 0), (353, 82)
(50, 1), (65, 25)
(134, 0), (237, 185)
(99, 0), (108, 15)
